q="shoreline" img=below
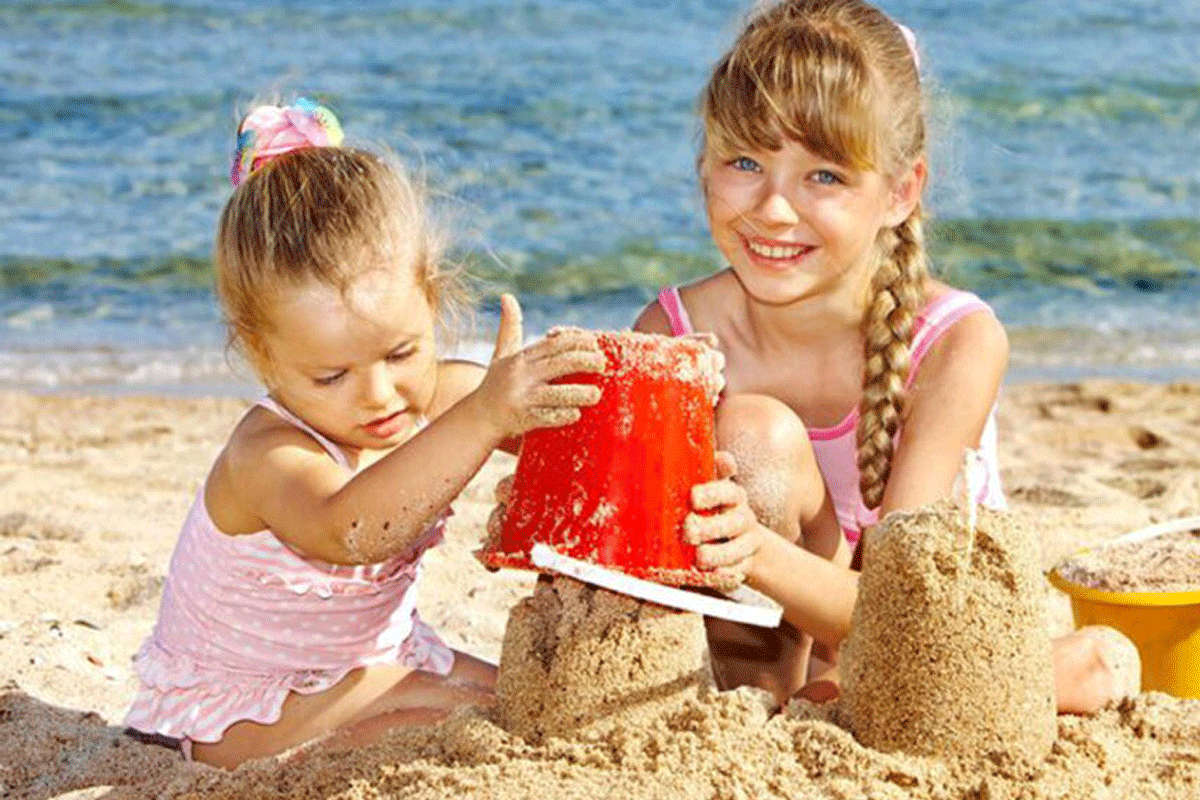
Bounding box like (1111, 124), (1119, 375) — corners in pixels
(6, 365), (1200, 403)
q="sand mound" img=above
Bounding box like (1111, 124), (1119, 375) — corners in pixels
(4, 563), (1200, 798)
(45, 689), (1197, 799)
(0, 690), (203, 800)
(495, 576), (713, 742)
(839, 500), (1057, 762)
(1056, 526), (1200, 592)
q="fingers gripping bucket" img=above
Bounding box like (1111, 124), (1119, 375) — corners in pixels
(478, 330), (723, 588)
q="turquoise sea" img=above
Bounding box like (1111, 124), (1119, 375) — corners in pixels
(2, 0), (1198, 394)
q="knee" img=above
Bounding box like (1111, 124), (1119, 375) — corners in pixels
(715, 394), (817, 535)
(716, 393), (810, 469)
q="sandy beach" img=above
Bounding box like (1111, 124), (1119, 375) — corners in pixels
(2, 380), (1199, 799)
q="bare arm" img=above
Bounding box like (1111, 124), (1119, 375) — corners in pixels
(685, 308), (1008, 649)
(639, 296), (858, 643)
(880, 308), (1008, 514)
(684, 453), (856, 646)
(234, 295), (606, 565)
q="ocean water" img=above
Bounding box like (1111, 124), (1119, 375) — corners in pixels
(2, 0), (1198, 394)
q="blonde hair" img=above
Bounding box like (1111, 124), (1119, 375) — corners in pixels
(701, 0), (928, 509)
(215, 145), (471, 376)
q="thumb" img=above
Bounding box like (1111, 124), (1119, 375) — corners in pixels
(492, 293), (524, 360)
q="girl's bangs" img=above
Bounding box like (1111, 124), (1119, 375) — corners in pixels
(705, 26), (881, 171)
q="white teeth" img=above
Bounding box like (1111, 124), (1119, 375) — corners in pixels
(747, 240), (808, 259)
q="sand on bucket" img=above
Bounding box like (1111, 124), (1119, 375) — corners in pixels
(479, 329), (725, 588)
(1055, 526), (1200, 593)
(838, 499), (1057, 763)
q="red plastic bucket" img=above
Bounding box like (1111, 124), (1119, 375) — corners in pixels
(478, 330), (722, 587)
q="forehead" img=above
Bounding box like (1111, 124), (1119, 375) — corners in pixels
(267, 268), (432, 362)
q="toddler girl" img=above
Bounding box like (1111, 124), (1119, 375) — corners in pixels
(637, 0), (1130, 714)
(123, 99), (605, 767)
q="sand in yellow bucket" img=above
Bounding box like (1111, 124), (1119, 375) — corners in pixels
(1048, 515), (1200, 699)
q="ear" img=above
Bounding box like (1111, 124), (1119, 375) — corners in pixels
(884, 157), (927, 227)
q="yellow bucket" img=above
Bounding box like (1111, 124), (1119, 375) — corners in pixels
(1047, 516), (1200, 699)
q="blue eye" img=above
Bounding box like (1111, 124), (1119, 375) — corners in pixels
(812, 169), (843, 185)
(729, 156), (761, 172)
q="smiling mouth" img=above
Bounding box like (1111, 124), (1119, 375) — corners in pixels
(745, 238), (814, 260)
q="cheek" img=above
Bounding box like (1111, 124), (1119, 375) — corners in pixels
(705, 178), (747, 221)
(395, 353), (439, 400)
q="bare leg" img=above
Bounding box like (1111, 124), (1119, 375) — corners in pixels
(790, 626), (1142, 713)
(1053, 626), (1141, 714)
(705, 394), (847, 705)
(192, 651), (496, 768)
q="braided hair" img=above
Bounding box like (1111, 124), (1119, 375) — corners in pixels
(700, 0), (928, 509)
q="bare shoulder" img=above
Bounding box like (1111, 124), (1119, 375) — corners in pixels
(431, 358), (486, 417)
(208, 405), (333, 534)
(911, 288), (1009, 395)
(632, 270), (736, 334)
(224, 405), (326, 465)
(632, 300), (672, 334)
(927, 285), (1007, 362)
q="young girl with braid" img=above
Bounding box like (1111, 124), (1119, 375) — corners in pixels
(122, 99), (605, 767)
(634, 0), (1133, 714)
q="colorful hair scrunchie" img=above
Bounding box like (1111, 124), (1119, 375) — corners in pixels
(230, 97), (345, 187)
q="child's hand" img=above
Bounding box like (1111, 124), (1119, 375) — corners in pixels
(471, 294), (605, 441)
(684, 451), (764, 583)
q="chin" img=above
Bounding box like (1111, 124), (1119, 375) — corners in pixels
(731, 269), (815, 307)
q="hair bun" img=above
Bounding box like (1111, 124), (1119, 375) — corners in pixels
(230, 97), (345, 187)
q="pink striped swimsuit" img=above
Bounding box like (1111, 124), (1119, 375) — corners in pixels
(657, 286), (1006, 545)
(123, 397), (454, 748)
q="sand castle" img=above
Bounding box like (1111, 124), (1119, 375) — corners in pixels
(487, 332), (1060, 766)
(496, 576), (714, 742)
(838, 500), (1057, 762)
(483, 330), (726, 740)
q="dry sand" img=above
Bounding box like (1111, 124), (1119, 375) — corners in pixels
(1056, 526), (1200, 592)
(2, 380), (1200, 798)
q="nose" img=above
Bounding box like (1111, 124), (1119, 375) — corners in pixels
(756, 187), (800, 227)
(359, 363), (395, 410)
